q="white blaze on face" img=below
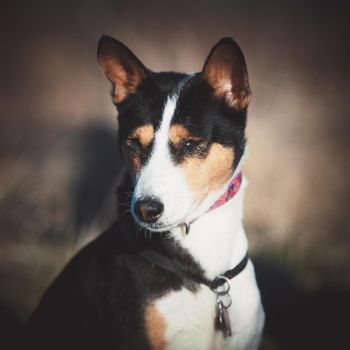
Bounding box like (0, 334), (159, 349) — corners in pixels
(132, 94), (196, 230)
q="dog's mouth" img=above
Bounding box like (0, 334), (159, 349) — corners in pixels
(130, 194), (197, 234)
(130, 205), (193, 234)
(132, 215), (184, 233)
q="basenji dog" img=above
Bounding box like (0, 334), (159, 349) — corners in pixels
(25, 36), (265, 350)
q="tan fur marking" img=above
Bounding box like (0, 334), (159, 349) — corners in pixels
(130, 124), (154, 147)
(144, 304), (167, 350)
(169, 124), (200, 147)
(131, 154), (142, 173)
(126, 124), (154, 173)
(181, 143), (234, 200)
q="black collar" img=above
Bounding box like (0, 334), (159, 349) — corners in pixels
(139, 249), (249, 292)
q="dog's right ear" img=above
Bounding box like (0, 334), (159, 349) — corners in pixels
(97, 36), (149, 104)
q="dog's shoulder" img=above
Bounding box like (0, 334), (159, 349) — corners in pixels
(25, 222), (182, 350)
(38, 222), (146, 307)
(25, 223), (152, 349)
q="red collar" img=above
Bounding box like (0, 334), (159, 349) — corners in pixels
(209, 171), (243, 211)
(183, 171), (243, 234)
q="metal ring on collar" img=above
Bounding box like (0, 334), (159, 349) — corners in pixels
(217, 293), (232, 309)
(211, 275), (231, 296)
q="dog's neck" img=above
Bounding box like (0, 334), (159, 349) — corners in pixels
(170, 173), (248, 280)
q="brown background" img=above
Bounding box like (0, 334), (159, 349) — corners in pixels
(0, 1), (349, 349)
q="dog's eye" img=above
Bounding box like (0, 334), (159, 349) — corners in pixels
(126, 138), (142, 153)
(182, 139), (202, 153)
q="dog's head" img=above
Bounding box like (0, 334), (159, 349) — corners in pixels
(98, 36), (250, 232)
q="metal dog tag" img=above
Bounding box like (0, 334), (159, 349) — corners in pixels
(216, 300), (232, 337)
(212, 275), (233, 337)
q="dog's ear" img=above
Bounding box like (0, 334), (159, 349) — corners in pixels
(202, 37), (251, 110)
(97, 35), (149, 104)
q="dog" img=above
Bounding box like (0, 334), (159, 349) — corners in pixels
(25, 36), (265, 350)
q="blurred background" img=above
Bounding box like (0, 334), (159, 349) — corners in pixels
(0, 0), (349, 348)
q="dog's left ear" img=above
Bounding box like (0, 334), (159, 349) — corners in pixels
(97, 35), (149, 104)
(202, 37), (251, 110)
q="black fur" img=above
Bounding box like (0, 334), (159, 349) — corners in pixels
(24, 202), (204, 349)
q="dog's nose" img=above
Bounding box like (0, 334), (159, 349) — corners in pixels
(134, 197), (164, 223)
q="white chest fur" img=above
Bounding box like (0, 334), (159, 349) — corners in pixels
(153, 263), (264, 350)
(151, 177), (265, 350)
